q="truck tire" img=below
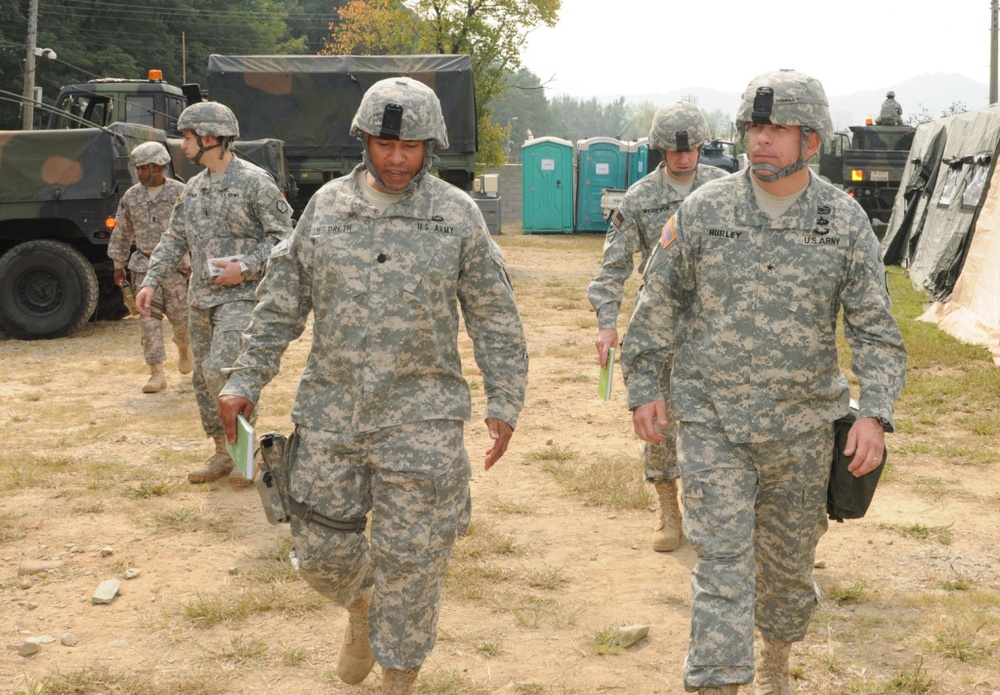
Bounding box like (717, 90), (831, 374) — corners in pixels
(0, 240), (100, 340)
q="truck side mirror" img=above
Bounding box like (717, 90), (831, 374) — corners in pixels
(181, 83), (204, 106)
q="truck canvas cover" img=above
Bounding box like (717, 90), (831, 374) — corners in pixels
(206, 54), (478, 160)
(0, 129), (119, 204)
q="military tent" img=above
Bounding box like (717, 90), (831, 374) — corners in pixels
(882, 105), (1000, 365)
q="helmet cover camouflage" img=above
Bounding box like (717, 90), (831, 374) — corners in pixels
(176, 102), (240, 138)
(648, 102), (711, 152)
(350, 77), (449, 149)
(886, 90), (895, 99)
(735, 69), (834, 143)
(130, 141), (171, 167)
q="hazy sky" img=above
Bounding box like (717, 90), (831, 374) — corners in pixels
(520, 0), (994, 99)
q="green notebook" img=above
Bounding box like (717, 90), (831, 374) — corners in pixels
(226, 414), (255, 479)
(598, 347), (615, 400)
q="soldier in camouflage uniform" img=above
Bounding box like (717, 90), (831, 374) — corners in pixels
(135, 102), (292, 484)
(217, 77), (528, 695)
(587, 103), (726, 553)
(108, 141), (191, 394)
(878, 90), (903, 125)
(621, 70), (907, 694)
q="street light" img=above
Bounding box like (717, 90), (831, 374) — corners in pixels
(506, 116), (518, 160)
(21, 46), (56, 130)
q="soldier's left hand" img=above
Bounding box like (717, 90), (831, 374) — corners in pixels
(213, 259), (244, 286)
(484, 418), (513, 470)
(843, 417), (886, 477)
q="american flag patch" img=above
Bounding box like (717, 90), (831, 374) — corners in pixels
(661, 216), (677, 249)
(611, 209), (625, 229)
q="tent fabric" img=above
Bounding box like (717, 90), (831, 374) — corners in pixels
(883, 105), (1000, 364)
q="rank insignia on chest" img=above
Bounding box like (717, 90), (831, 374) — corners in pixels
(660, 216), (677, 249)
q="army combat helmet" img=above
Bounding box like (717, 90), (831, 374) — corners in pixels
(648, 102), (711, 153)
(735, 69), (834, 183)
(176, 101), (240, 165)
(350, 76), (449, 192)
(130, 141), (171, 168)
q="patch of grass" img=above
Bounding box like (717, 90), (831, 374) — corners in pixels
(183, 585), (325, 626)
(938, 565), (977, 591)
(911, 475), (950, 498)
(542, 453), (652, 510)
(128, 481), (173, 499)
(587, 626), (626, 655)
(419, 668), (492, 694)
(453, 519), (522, 560)
(555, 373), (590, 384)
(827, 581), (869, 605)
(12, 664), (225, 695)
(280, 644), (307, 666)
(482, 498), (536, 515)
(884, 522), (954, 545)
(526, 445), (575, 462)
(934, 441), (996, 466)
(475, 639), (502, 656)
(930, 625), (995, 662)
(211, 635), (268, 665)
(525, 566), (567, 590)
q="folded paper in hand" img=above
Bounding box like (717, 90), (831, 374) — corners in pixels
(598, 347), (615, 400)
(226, 414), (255, 480)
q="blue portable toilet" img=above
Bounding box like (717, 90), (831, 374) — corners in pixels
(522, 136), (575, 233)
(576, 137), (628, 231)
(627, 138), (650, 186)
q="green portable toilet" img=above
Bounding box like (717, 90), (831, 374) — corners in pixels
(522, 136), (575, 233)
(576, 137), (628, 231)
(627, 138), (650, 186)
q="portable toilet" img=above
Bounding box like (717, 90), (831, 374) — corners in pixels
(522, 136), (575, 233)
(627, 138), (650, 186)
(576, 137), (628, 231)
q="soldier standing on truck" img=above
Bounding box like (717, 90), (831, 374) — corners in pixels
(134, 102), (292, 484)
(587, 103), (726, 554)
(216, 77), (528, 694)
(108, 142), (192, 394)
(878, 90), (903, 125)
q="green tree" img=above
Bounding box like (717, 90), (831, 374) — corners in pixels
(324, 0), (559, 167)
(490, 67), (556, 162)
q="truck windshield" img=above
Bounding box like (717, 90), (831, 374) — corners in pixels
(49, 94), (110, 129)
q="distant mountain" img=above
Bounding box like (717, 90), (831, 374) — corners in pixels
(618, 73), (993, 130)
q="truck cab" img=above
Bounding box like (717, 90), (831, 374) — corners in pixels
(46, 70), (189, 135)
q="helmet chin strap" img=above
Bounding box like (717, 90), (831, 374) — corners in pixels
(191, 134), (221, 166)
(360, 139), (436, 194)
(751, 127), (812, 183)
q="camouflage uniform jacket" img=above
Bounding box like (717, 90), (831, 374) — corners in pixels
(621, 170), (907, 444)
(223, 165), (529, 434)
(587, 163), (726, 329)
(141, 157), (292, 309)
(108, 179), (186, 273)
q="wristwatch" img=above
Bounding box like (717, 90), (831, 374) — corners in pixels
(238, 261), (253, 282)
(874, 416), (893, 433)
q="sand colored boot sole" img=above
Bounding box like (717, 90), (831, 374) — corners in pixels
(652, 480), (682, 552)
(383, 666), (420, 694)
(187, 434), (235, 483)
(337, 587), (376, 684)
(142, 363), (167, 393)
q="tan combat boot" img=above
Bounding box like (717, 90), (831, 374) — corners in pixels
(698, 686), (739, 695)
(142, 363), (167, 393)
(337, 587), (376, 684)
(187, 434), (234, 483)
(177, 342), (194, 375)
(755, 637), (793, 695)
(652, 480), (682, 552)
(383, 666), (420, 695)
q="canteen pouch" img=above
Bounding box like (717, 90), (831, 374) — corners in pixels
(256, 430), (296, 524)
(827, 410), (887, 522)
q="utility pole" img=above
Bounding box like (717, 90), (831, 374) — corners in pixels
(992, 0), (998, 105)
(22, 0), (39, 130)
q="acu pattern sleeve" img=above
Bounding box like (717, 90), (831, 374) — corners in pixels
(587, 197), (643, 330)
(458, 225), (528, 429)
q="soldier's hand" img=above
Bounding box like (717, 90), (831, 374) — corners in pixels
(595, 328), (618, 367)
(114, 268), (127, 288)
(843, 416), (886, 477)
(484, 417), (513, 470)
(213, 259), (244, 286)
(218, 395), (255, 444)
(134, 286), (154, 316)
(633, 400), (668, 443)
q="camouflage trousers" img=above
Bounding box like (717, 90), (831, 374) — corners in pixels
(677, 421), (831, 690)
(188, 301), (254, 437)
(643, 418), (680, 483)
(131, 270), (190, 366)
(288, 420), (471, 670)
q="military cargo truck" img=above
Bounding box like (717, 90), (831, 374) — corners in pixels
(819, 123), (916, 223)
(204, 53), (478, 211)
(0, 122), (167, 339)
(46, 70), (190, 134)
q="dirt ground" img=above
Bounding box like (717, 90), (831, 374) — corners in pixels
(1, 232), (999, 694)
